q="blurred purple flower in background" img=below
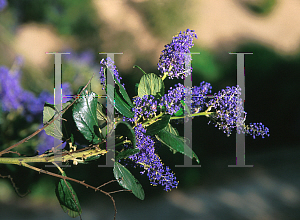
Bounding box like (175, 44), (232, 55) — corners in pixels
(63, 49), (94, 66)
(23, 82), (72, 122)
(0, 66), (24, 112)
(0, 62), (73, 154)
(0, 0), (7, 12)
(0, 65), (72, 122)
(36, 126), (55, 155)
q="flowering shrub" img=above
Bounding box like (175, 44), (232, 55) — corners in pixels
(0, 29), (269, 219)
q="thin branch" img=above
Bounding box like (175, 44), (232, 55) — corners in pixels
(21, 162), (117, 220)
(52, 162), (64, 174)
(0, 74), (95, 157)
(6, 151), (22, 156)
(53, 141), (65, 152)
(97, 179), (118, 189)
(108, 189), (131, 194)
(0, 174), (31, 198)
(37, 141), (65, 158)
(0, 147), (107, 165)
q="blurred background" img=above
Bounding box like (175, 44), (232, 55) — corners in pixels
(0, 0), (299, 219)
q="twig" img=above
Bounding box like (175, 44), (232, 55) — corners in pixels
(0, 74), (95, 157)
(0, 174), (31, 198)
(53, 141), (65, 151)
(21, 162), (117, 220)
(108, 189), (131, 194)
(97, 179), (118, 189)
(0, 147), (107, 165)
(6, 151), (23, 156)
(37, 141), (65, 158)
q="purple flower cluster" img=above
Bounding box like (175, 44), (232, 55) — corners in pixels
(125, 123), (178, 191)
(191, 81), (212, 114)
(0, 0), (7, 11)
(206, 86), (244, 136)
(159, 81), (211, 115)
(127, 95), (158, 123)
(244, 122), (270, 139)
(124, 77), (267, 139)
(206, 86), (269, 138)
(125, 81), (212, 124)
(158, 29), (198, 79)
(160, 83), (185, 115)
(99, 57), (124, 89)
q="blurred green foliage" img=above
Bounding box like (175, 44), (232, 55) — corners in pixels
(239, 0), (277, 15)
(129, 0), (191, 39)
(191, 47), (221, 82)
(8, 0), (101, 49)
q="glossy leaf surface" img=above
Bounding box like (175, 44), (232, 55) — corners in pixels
(113, 162), (145, 200)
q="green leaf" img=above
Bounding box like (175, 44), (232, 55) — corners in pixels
(107, 67), (134, 108)
(96, 101), (107, 122)
(145, 114), (171, 136)
(116, 148), (140, 161)
(115, 121), (136, 148)
(113, 162), (145, 200)
(138, 73), (164, 98)
(72, 87), (101, 144)
(164, 123), (179, 136)
(116, 82), (134, 108)
(174, 107), (184, 117)
(135, 83), (139, 95)
(100, 125), (107, 139)
(241, 0), (276, 15)
(155, 124), (200, 163)
(55, 173), (82, 218)
(81, 155), (102, 164)
(96, 102), (107, 139)
(62, 104), (89, 146)
(107, 84), (134, 118)
(180, 100), (191, 116)
(43, 102), (71, 140)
